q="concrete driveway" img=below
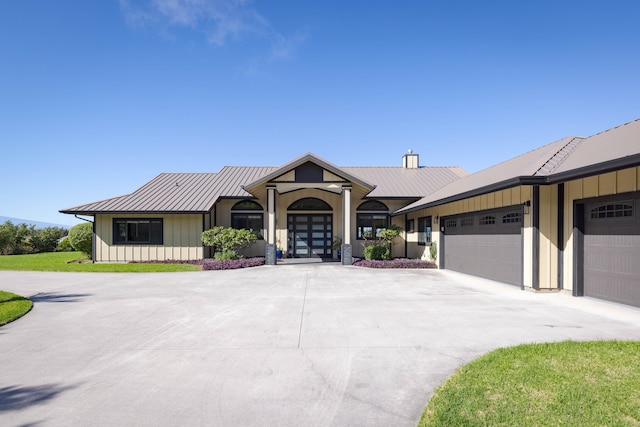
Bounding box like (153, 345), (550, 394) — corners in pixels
(1, 265), (639, 427)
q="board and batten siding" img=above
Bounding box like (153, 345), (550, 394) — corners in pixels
(562, 166), (640, 293)
(404, 186), (534, 287)
(94, 213), (204, 262)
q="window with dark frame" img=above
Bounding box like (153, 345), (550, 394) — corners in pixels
(502, 212), (522, 223)
(231, 200), (264, 239)
(231, 214), (264, 239)
(406, 218), (415, 233)
(113, 219), (163, 244)
(590, 203), (633, 219)
(417, 216), (432, 245)
(357, 214), (388, 240)
(479, 215), (496, 225)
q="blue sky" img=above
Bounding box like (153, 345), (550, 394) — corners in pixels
(2, 1), (639, 226)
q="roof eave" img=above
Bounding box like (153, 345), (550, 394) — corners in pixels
(547, 154), (640, 184)
(393, 176), (546, 215)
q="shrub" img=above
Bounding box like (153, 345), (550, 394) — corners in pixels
(364, 244), (391, 260)
(56, 236), (75, 252)
(202, 226), (258, 259)
(67, 222), (93, 256)
(214, 249), (240, 260)
(353, 258), (437, 269)
(202, 257), (265, 270)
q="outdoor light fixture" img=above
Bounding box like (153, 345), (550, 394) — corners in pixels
(523, 200), (531, 214)
(434, 215), (439, 224)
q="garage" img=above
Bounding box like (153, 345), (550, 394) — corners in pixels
(442, 206), (524, 286)
(578, 192), (640, 307)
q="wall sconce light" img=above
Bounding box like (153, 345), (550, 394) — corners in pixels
(523, 200), (531, 214)
(434, 215), (439, 224)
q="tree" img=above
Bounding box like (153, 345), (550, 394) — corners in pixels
(31, 227), (67, 253)
(201, 226), (258, 260)
(68, 222), (93, 257)
(0, 221), (35, 255)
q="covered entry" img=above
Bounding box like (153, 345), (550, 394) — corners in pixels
(442, 206), (524, 286)
(576, 192), (640, 307)
(287, 198), (333, 259)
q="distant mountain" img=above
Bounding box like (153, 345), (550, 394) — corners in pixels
(0, 216), (72, 230)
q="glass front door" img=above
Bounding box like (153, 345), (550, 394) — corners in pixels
(287, 214), (333, 258)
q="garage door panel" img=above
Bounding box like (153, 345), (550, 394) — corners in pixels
(583, 193), (640, 307)
(443, 207), (523, 287)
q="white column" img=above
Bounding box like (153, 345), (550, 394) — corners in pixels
(266, 186), (277, 265)
(342, 186), (353, 265)
(342, 186), (352, 245)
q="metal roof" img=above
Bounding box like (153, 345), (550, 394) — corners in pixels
(549, 118), (640, 180)
(395, 136), (585, 213)
(342, 166), (467, 198)
(61, 173), (220, 214)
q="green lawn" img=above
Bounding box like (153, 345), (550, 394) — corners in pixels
(0, 252), (201, 272)
(419, 340), (640, 426)
(0, 290), (33, 326)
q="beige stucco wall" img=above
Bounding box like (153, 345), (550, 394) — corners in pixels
(215, 191), (416, 259)
(562, 166), (640, 292)
(94, 213), (204, 262)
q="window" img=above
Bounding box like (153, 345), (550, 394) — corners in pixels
(231, 200), (262, 210)
(288, 198), (332, 210)
(460, 218), (474, 227)
(590, 203), (633, 219)
(479, 215), (496, 225)
(445, 219), (457, 228)
(231, 214), (264, 238)
(357, 200), (388, 211)
(232, 200), (264, 238)
(502, 212), (522, 223)
(418, 216), (432, 245)
(406, 218), (415, 233)
(113, 219), (163, 244)
(357, 214), (388, 239)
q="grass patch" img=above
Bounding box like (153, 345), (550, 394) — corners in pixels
(0, 252), (201, 272)
(419, 340), (640, 426)
(0, 290), (33, 326)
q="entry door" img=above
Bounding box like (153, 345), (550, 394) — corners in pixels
(288, 215), (333, 258)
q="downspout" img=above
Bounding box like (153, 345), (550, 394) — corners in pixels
(74, 215), (95, 263)
(404, 214), (408, 258)
(532, 186), (540, 290)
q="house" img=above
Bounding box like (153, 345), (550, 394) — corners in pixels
(60, 152), (467, 265)
(61, 118), (640, 308)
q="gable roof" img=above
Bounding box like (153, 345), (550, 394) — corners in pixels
(60, 173), (220, 214)
(395, 136), (585, 214)
(548, 118), (640, 182)
(396, 117), (640, 214)
(242, 152), (376, 195)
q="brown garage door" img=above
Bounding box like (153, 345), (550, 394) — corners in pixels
(582, 192), (640, 307)
(442, 206), (523, 286)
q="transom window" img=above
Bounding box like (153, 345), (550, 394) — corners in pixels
(479, 215), (496, 225)
(590, 203), (633, 219)
(288, 198), (332, 211)
(418, 216), (432, 245)
(502, 212), (522, 223)
(231, 200), (263, 210)
(113, 219), (163, 244)
(357, 200), (388, 211)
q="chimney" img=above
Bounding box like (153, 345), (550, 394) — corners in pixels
(402, 149), (419, 169)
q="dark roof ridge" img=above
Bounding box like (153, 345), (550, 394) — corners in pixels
(532, 136), (585, 176)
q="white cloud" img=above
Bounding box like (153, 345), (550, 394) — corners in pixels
(119, 0), (305, 58)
